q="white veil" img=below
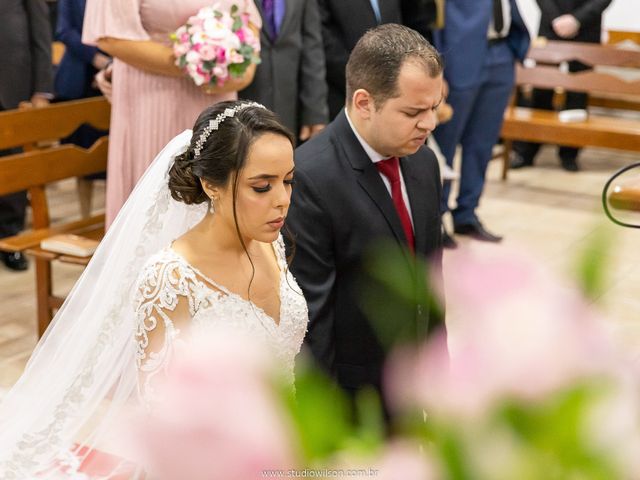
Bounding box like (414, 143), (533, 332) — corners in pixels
(0, 129), (207, 478)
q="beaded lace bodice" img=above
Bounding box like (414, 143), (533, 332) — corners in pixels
(133, 236), (308, 403)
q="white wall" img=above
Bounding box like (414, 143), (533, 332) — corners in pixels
(516, 0), (640, 38)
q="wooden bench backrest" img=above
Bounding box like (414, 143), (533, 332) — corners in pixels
(607, 30), (640, 46)
(0, 97), (110, 229)
(516, 65), (640, 97)
(0, 139), (108, 228)
(0, 97), (110, 150)
(516, 40), (640, 99)
(528, 40), (640, 68)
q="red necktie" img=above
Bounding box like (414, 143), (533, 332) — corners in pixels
(375, 157), (415, 252)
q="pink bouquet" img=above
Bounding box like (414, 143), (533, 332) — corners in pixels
(170, 4), (261, 87)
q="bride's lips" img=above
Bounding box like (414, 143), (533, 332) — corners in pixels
(267, 217), (285, 229)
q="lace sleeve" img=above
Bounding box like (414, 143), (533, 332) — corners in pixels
(133, 254), (199, 402)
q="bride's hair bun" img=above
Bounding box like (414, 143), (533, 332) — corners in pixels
(168, 149), (208, 205)
(167, 100), (295, 207)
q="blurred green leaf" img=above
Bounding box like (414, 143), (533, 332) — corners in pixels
(281, 356), (353, 462)
(573, 224), (614, 300)
(360, 240), (442, 350)
(351, 388), (385, 453)
(496, 383), (619, 479)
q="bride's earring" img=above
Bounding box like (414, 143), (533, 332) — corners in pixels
(209, 197), (215, 215)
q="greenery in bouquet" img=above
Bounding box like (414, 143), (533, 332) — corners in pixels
(170, 4), (261, 87)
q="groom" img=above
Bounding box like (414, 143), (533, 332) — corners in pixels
(286, 23), (446, 414)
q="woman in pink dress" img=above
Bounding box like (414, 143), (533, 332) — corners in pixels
(83, 0), (262, 227)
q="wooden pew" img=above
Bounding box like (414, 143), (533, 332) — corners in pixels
(0, 97), (110, 336)
(500, 39), (640, 179)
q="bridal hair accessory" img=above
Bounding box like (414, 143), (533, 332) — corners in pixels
(193, 102), (265, 158)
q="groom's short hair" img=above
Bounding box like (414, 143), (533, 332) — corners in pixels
(346, 23), (443, 109)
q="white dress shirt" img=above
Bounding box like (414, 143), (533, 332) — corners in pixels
(345, 110), (414, 227)
(488, 0), (512, 39)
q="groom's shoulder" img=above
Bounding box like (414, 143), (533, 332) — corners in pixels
(294, 122), (339, 173)
(408, 143), (441, 183)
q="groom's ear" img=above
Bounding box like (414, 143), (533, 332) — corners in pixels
(353, 89), (374, 119)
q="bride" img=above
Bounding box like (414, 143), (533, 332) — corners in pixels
(0, 101), (308, 478)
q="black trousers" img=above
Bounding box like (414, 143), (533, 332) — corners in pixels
(513, 61), (589, 163)
(0, 101), (27, 239)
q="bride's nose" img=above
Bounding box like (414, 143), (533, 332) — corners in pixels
(274, 182), (291, 209)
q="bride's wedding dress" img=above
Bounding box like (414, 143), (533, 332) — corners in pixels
(135, 239), (308, 404)
(0, 130), (308, 479)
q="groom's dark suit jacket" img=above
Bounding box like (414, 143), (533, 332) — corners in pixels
(286, 110), (445, 400)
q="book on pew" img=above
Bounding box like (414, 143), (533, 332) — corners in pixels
(40, 234), (99, 257)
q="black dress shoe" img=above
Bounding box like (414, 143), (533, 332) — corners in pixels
(442, 230), (458, 249)
(510, 151), (533, 169)
(1, 251), (28, 271)
(560, 157), (579, 172)
(454, 221), (503, 243)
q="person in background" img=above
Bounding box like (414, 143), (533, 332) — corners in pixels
(55, 0), (110, 103)
(0, 0), (54, 271)
(318, 0), (437, 119)
(82, 0), (262, 228)
(433, 0), (530, 248)
(46, 0), (58, 33)
(55, 0), (110, 151)
(240, 0), (329, 144)
(510, 0), (612, 172)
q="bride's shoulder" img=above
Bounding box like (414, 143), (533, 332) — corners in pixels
(134, 248), (198, 297)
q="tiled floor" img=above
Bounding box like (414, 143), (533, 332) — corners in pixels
(1, 145), (638, 391)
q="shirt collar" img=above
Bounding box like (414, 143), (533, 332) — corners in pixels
(345, 109), (387, 164)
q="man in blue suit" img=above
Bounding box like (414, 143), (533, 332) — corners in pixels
(55, 0), (110, 101)
(433, 0), (529, 246)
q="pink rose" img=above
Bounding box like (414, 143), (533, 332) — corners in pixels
(199, 44), (217, 61)
(185, 50), (201, 66)
(173, 42), (190, 58)
(216, 47), (227, 64)
(213, 64), (228, 80)
(229, 52), (245, 64)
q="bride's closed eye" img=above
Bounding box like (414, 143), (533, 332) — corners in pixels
(252, 184), (271, 193)
(252, 177), (295, 193)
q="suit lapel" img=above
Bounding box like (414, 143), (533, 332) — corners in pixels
(331, 112), (409, 247)
(400, 157), (429, 254)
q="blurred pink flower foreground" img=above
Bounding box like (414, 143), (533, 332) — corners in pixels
(388, 246), (630, 415)
(136, 331), (296, 480)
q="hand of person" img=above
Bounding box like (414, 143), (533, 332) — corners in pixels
(298, 124), (325, 142)
(436, 102), (454, 124)
(95, 63), (113, 102)
(92, 52), (112, 71)
(200, 63), (257, 95)
(552, 14), (581, 39)
(20, 93), (51, 109)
